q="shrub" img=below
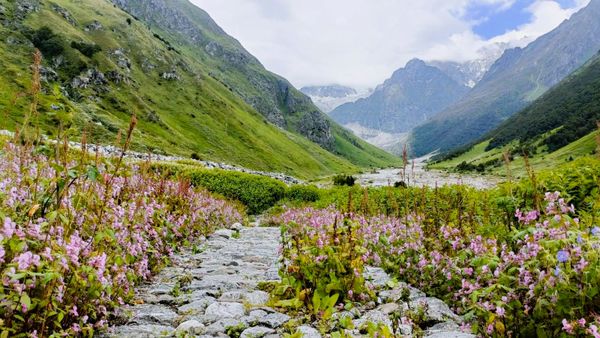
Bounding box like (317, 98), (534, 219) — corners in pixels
(394, 181), (407, 188)
(269, 208), (372, 319)
(29, 27), (65, 59)
(333, 174), (356, 186)
(185, 169), (286, 214)
(190, 152), (201, 160)
(285, 184), (321, 202)
(70, 41), (102, 58)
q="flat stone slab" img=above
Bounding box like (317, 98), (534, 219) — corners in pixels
(205, 302), (246, 318)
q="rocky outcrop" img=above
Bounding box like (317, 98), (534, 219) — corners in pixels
(50, 3), (76, 25)
(84, 20), (103, 31)
(71, 68), (108, 89)
(109, 48), (131, 71)
(298, 110), (334, 151)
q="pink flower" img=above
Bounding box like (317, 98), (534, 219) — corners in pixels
(562, 319), (574, 334)
(496, 306), (506, 317)
(0, 246), (5, 263)
(588, 325), (600, 338)
(2, 217), (16, 238)
(13, 251), (41, 270)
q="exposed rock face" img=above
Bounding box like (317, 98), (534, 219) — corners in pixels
(298, 110), (334, 150)
(51, 3), (76, 25)
(71, 69), (108, 89)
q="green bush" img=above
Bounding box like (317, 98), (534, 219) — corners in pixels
(70, 41), (102, 58)
(29, 27), (65, 58)
(333, 174), (356, 186)
(185, 169), (286, 214)
(285, 184), (321, 202)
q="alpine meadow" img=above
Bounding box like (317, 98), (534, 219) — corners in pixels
(1, 1), (600, 338)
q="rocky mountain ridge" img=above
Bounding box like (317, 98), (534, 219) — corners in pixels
(330, 59), (469, 134)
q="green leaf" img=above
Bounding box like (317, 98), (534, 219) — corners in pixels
(20, 293), (31, 310)
(312, 291), (321, 312)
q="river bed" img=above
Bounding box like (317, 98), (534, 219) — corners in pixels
(358, 158), (502, 189)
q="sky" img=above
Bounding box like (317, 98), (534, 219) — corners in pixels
(190, 0), (590, 88)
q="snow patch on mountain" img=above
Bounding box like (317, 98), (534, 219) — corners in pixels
(301, 85), (372, 113)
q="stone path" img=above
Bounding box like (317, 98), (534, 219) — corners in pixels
(103, 225), (285, 337)
(103, 225), (474, 337)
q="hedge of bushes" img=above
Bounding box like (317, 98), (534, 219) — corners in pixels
(184, 169), (287, 214)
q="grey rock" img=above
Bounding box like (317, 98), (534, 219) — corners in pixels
(258, 312), (290, 328)
(128, 304), (178, 326)
(377, 302), (403, 315)
(205, 318), (246, 335)
(216, 291), (241, 302)
(379, 284), (425, 303)
(246, 290), (270, 306)
(212, 229), (234, 239)
(204, 302), (246, 318)
(178, 297), (215, 314)
(176, 320), (206, 335)
(51, 4), (76, 25)
(161, 70), (180, 81)
(297, 325), (322, 338)
(426, 332), (475, 338)
(412, 297), (460, 323)
(85, 20), (103, 31)
(363, 266), (391, 289)
(105, 324), (174, 337)
(352, 310), (392, 332)
(240, 326), (275, 338)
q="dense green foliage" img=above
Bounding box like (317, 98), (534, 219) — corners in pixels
(185, 169), (287, 214)
(332, 174), (356, 187)
(267, 156), (600, 337)
(485, 52), (600, 152)
(284, 185), (321, 203)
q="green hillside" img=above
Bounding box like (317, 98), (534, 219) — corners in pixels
(0, 0), (398, 179)
(484, 51), (600, 152)
(430, 130), (599, 178)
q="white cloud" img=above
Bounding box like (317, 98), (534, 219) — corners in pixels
(489, 0), (590, 47)
(190, 0), (590, 88)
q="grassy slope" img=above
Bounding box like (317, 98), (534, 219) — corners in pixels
(430, 130), (599, 178)
(114, 0), (399, 171)
(0, 0), (397, 179)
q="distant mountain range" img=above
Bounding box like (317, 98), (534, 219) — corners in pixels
(410, 0), (600, 156)
(329, 59), (470, 134)
(428, 43), (509, 88)
(300, 85), (371, 113)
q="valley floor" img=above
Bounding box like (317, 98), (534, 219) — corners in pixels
(358, 156), (501, 189)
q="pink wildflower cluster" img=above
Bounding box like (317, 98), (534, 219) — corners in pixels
(270, 190), (600, 336)
(0, 143), (243, 336)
